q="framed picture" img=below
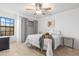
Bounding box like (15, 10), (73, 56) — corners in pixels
(48, 20), (55, 28)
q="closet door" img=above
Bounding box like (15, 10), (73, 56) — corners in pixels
(34, 20), (38, 34)
(27, 21), (34, 34)
(21, 17), (28, 43)
(21, 17), (38, 43)
(27, 20), (38, 34)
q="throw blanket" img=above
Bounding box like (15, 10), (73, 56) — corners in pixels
(39, 34), (54, 51)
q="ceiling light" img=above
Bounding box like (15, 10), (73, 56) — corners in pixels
(25, 3), (53, 15)
(36, 10), (42, 14)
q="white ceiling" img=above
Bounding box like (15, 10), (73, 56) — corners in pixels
(0, 3), (79, 18)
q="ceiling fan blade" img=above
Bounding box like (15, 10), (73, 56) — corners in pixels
(26, 9), (34, 10)
(42, 8), (52, 10)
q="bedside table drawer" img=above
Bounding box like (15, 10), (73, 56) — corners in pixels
(62, 36), (75, 48)
(64, 39), (73, 47)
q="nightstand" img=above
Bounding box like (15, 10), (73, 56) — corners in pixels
(61, 36), (75, 49)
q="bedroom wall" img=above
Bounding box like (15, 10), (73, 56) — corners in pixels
(38, 8), (79, 49)
(38, 16), (55, 33)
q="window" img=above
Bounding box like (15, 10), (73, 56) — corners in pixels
(0, 17), (14, 36)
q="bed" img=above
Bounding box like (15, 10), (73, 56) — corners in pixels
(25, 31), (62, 56)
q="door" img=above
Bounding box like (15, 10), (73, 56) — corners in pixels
(21, 17), (28, 43)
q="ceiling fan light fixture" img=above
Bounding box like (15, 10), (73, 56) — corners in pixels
(25, 3), (53, 15)
(36, 10), (42, 14)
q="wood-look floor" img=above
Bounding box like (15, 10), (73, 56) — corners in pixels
(0, 42), (79, 56)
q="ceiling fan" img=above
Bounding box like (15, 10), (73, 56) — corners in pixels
(25, 3), (52, 15)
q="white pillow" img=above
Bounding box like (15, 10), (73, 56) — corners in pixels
(51, 30), (61, 35)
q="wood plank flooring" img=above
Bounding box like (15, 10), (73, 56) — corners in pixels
(0, 42), (79, 56)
